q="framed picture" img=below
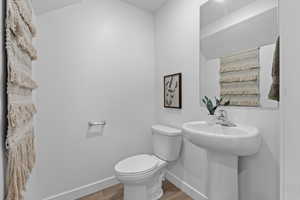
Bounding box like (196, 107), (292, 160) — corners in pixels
(164, 73), (182, 109)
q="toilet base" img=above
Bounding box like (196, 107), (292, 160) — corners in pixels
(123, 170), (165, 200)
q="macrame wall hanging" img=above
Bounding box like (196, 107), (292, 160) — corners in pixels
(220, 49), (260, 107)
(5, 0), (38, 199)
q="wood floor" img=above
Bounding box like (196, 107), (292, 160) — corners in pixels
(80, 180), (193, 200)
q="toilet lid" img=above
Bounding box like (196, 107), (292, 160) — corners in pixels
(115, 154), (159, 175)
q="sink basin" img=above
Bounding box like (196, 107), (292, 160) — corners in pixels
(182, 121), (261, 200)
(182, 121), (261, 156)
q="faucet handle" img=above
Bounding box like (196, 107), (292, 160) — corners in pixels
(217, 109), (228, 119)
(216, 109), (236, 127)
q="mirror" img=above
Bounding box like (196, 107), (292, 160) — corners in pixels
(200, 0), (279, 108)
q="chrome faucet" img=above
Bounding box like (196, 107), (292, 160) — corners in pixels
(216, 109), (236, 127)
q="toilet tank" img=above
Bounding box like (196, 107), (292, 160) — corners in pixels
(152, 125), (182, 162)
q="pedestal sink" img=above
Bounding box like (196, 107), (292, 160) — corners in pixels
(182, 121), (261, 200)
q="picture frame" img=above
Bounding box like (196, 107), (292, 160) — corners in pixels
(164, 73), (182, 109)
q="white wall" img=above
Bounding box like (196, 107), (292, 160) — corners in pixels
(0, 0), (5, 198)
(29, 0), (156, 198)
(155, 0), (279, 200)
(155, 1), (208, 195)
(280, 1), (300, 199)
(200, 56), (220, 99)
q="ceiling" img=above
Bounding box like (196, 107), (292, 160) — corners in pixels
(201, 0), (256, 28)
(32, 0), (168, 15)
(121, 0), (168, 11)
(32, 0), (82, 15)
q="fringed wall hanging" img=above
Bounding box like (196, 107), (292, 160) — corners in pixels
(5, 0), (38, 199)
(220, 49), (260, 107)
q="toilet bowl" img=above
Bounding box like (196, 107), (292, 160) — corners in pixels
(115, 154), (167, 200)
(114, 125), (182, 200)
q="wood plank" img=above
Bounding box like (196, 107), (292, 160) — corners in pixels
(79, 181), (193, 200)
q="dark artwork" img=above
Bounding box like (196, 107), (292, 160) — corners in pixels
(164, 73), (182, 109)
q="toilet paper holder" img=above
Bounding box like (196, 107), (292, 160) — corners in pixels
(88, 121), (106, 127)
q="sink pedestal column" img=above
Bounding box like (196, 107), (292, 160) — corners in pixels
(207, 150), (238, 200)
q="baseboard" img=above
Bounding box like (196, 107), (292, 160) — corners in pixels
(42, 176), (119, 200)
(42, 171), (207, 200)
(165, 170), (208, 200)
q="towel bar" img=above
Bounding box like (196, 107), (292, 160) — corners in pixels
(88, 121), (106, 127)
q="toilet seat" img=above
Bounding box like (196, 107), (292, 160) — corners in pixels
(115, 154), (159, 177)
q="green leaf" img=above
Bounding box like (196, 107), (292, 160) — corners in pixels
(203, 96), (226, 115)
(207, 99), (213, 107)
(223, 100), (230, 106)
(215, 97), (219, 104)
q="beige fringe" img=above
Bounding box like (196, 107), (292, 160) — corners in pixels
(8, 0), (32, 39)
(220, 48), (259, 65)
(220, 63), (259, 73)
(227, 99), (259, 107)
(8, 29), (37, 60)
(7, 35), (32, 71)
(220, 87), (259, 95)
(8, 59), (38, 89)
(220, 70), (259, 83)
(8, 103), (37, 129)
(220, 49), (260, 106)
(12, 0), (36, 37)
(5, 131), (36, 200)
(7, 1), (37, 60)
(5, 0), (37, 199)
(221, 95), (259, 107)
(6, 40), (32, 74)
(8, 84), (32, 96)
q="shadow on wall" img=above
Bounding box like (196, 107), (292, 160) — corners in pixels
(238, 139), (279, 200)
(1, 0), (8, 198)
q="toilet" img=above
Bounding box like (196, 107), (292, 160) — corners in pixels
(114, 125), (182, 200)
